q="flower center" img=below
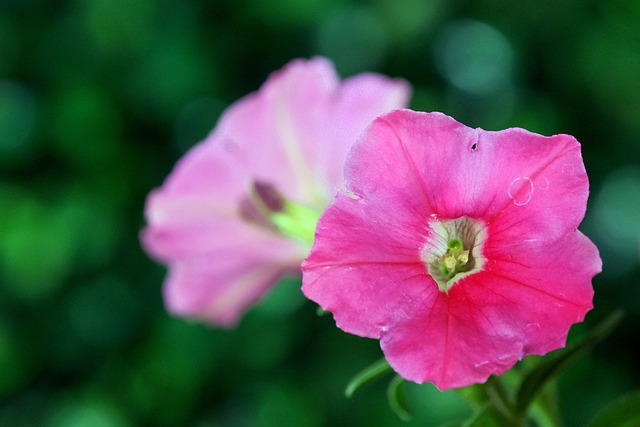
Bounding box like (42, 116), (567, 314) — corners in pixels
(422, 216), (485, 293)
(239, 181), (320, 246)
(437, 239), (470, 278)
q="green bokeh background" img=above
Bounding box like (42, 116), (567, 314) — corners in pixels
(1, 1), (639, 426)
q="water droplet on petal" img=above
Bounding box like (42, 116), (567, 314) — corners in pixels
(562, 163), (575, 175)
(508, 177), (534, 206)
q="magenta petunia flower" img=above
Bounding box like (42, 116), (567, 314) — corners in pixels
(141, 57), (410, 326)
(302, 110), (601, 390)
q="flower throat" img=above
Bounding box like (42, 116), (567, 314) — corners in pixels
(422, 216), (485, 293)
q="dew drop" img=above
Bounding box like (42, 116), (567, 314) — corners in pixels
(562, 163), (575, 175)
(508, 177), (534, 206)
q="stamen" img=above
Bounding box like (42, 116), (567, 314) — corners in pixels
(423, 216), (485, 293)
(437, 241), (470, 279)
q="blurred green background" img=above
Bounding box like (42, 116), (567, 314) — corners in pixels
(1, 1), (639, 426)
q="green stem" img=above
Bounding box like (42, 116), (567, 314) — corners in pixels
(344, 358), (393, 398)
(530, 382), (565, 427)
(485, 376), (522, 427)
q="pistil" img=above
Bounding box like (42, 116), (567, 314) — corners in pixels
(438, 239), (470, 278)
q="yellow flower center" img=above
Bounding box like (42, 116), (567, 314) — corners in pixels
(422, 216), (485, 293)
(437, 239), (470, 278)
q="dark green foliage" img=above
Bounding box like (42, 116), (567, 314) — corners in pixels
(1, 1), (639, 426)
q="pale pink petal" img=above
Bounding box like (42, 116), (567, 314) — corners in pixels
(144, 190), (305, 325)
(142, 139), (307, 265)
(142, 209), (303, 265)
(212, 57), (411, 204)
(155, 134), (249, 199)
(164, 256), (298, 326)
(319, 73), (411, 191)
(210, 57), (337, 204)
(142, 57), (411, 326)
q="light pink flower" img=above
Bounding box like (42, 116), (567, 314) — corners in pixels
(302, 110), (601, 390)
(141, 57), (410, 326)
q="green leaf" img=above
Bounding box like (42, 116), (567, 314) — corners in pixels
(387, 375), (412, 421)
(462, 405), (505, 427)
(515, 310), (624, 417)
(586, 390), (640, 427)
(455, 383), (487, 407)
(344, 358), (393, 398)
(485, 376), (515, 417)
(529, 383), (564, 427)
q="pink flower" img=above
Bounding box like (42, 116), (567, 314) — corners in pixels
(302, 110), (601, 390)
(141, 57), (410, 326)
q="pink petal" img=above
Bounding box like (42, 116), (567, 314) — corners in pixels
(155, 133), (249, 199)
(344, 110), (589, 238)
(320, 73), (411, 191)
(142, 138), (308, 263)
(164, 255), (298, 326)
(142, 57), (410, 326)
(302, 109), (600, 389)
(302, 193), (434, 338)
(211, 58), (336, 204)
(380, 230), (599, 390)
(212, 57), (410, 204)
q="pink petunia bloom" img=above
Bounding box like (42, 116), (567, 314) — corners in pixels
(141, 57), (410, 326)
(302, 110), (601, 390)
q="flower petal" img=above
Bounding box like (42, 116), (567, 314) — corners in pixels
(212, 57), (337, 205)
(320, 73), (411, 192)
(303, 180), (444, 338)
(473, 128), (589, 243)
(345, 110), (589, 240)
(302, 109), (600, 389)
(142, 57), (411, 326)
(164, 255), (297, 326)
(213, 57), (411, 205)
(380, 230), (599, 390)
(379, 290), (525, 390)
